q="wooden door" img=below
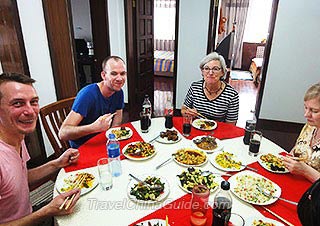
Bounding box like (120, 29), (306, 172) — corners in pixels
(125, 0), (154, 120)
(0, 0), (46, 166)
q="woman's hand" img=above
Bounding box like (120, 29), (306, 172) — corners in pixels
(282, 156), (307, 175)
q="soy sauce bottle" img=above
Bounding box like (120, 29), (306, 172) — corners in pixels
(212, 181), (232, 226)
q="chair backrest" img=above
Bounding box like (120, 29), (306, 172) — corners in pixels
(39, 97), (75, 157)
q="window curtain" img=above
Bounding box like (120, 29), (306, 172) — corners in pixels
(154, 0), (176, 51)
(219, 0), (250, 69)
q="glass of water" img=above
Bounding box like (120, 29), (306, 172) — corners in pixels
(97, 158), (113, 190)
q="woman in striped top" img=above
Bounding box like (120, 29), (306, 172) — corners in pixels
(181, 52), (239, 125)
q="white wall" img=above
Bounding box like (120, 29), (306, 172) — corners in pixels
(108, 0), (128, 103)
(176, 0), (211, 107)
(17, 0), (57, 156)
(259, 0), (320, 123)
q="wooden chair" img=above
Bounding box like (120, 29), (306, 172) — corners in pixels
(39, 97), (75, 157)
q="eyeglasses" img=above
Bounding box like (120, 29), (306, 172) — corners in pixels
(202, 66), (221, 73)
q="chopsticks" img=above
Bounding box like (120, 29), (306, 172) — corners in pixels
(185, 106), (207, 119)
(287, 156), (307, 162)
(59, 174), (85, 210)
(262, 207), (294, 226)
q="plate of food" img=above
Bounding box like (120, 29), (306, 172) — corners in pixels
(258, 153), (289, 173)
(192, 135), (223, 153)
(56, 171), (98, 196)
(134, 219), (170, 226)
(210, 151), (245, 172)
(105, 126), (133, 141)
(156, 129), (181, 144)
(127, 174), (170, 204)
(245, 216), (284, 226)
(192, 118), (217, 131)
(123, 141), (156, 161)
(229, 170), (281, 205)
(173, 148), (207, 167)
(177, 167), (221, 193)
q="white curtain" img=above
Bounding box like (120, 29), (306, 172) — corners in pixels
(219, 0), (250, 69)
(154, 0), (176, 40)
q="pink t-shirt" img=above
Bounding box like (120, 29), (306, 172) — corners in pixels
(0, 140), (32, 223)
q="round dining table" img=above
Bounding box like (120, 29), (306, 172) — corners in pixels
(54, 117), (309, 226)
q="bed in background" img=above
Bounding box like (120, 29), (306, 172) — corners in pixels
(154, 39), (175, 77)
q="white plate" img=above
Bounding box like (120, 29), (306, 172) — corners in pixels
(56, 171), (98, 196)
(123, 141), (157, 161)
(192, 118), (217, 131)
(229, 170), (282, 205)
(135, 219), (170, 226)
(192, 135), (223, 153)
(173, 148), (208, 167)
(177, 168), (222, 193)
(156, 129), (182, 144)
(127, 174), (170, 204)
(258, 154), (289, 174)
(209, 151), (245, 172)
(105, 126), (133, 141)
(245, 216), (284, 226)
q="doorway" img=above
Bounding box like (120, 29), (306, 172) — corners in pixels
(209, 0), (278, 127)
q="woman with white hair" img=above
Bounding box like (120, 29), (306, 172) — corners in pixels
(181, 52), (239, 125)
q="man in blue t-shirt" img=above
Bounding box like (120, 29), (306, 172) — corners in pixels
(59, 56), (127, 148)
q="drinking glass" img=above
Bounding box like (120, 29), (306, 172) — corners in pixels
(226, 213), (245, 226)
(249, 130), (262, 156)
(97, 158), (113, 190)
(190, 185), (210, 226)
(140, 112), (149, 133)
(183, 115), (192, 137)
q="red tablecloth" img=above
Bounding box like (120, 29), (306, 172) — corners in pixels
(64, 122), (143, 172)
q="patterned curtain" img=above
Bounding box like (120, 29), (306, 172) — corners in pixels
(154, 0), (176, 51)
(219, 0), (250, 69)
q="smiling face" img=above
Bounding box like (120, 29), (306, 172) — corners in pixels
(304, 97), (320, 128)
(101, 58), (127, 94)
(0, 81), (39, 139)
(201, 60), (224, 85)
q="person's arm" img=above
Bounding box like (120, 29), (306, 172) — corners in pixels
(0, 189), (80, 226)
(59, 111), (113, 141)
(28, 148), (79, 187)
(181, 105), (198, 117)
(111, 109), (123, 127)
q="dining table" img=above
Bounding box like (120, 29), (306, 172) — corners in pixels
(54, 117), (311, 226)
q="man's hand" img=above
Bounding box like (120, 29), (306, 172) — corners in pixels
(55, 148), (80, 168)
(92, 113), (115, 133)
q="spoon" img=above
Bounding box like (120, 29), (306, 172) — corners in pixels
(224, 154), (258, 172)
(256, 185), (298, 205)
(200, 170), (232, 177)
(155, 154), (176, 170)
(128, 174), (162, 191)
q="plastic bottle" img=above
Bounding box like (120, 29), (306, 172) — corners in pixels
(212, 181), (232, 226)
(106, 133), (122, 177)
(142, 94), (152, 127)
(164, 96), (173, 129)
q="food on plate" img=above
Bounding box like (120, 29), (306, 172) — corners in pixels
(215, 152), (242, 170)
(260, 153), (286, 172)
(233, 174), (278, 204)
(124, 142), (155, 158)
(177, 167), (219, 192)
(130, 176), (165, 201)
(194, 119), (216, 130)
(252, 219), (276, 226)
(174, 148), (207, 165)
(60, 172), (95, 192)
(111, 127), (131, 139)
(160, 129), (179, 141)
(193, 136), (218, 150)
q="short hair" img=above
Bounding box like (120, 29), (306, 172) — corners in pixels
(102, 56), (125, 71)
(199, 52), (227, 79)
(0, 72), (35, 100)
(304, 83), (320, 103)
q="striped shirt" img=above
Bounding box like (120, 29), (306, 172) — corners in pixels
(184, 80), (239, 122)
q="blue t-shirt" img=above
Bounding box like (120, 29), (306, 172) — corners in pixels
(70, 83), (124, 148)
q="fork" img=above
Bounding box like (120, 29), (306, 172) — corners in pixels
(256, 185), (298, 205)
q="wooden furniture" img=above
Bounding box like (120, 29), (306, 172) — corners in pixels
(250, 57), (263, 85)
(242, 42), (265, 70)
(39, 97), (75, 157)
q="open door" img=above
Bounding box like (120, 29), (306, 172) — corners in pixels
(125, 0), (154, 120)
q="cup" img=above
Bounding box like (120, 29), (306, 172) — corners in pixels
(140, 112), (149, 133)
(226, 213), (245, 226)
(97, 158), (113, 190)
(249, 130), (262, 156)
(165, 114), (173, 129)
(190, 185), (210, 226)
(183, 115), (192, 137)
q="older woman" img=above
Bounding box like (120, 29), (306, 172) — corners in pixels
(181, 52), (239, 125)
(283, 83), (320, 182)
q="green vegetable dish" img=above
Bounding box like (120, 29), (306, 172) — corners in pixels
(130, 176), (165, 201)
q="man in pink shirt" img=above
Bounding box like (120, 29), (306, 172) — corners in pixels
(0, 73), (80, 225)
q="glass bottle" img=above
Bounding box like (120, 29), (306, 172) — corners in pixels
(212, 181), (232, 226)
(106, 133), (122, 177)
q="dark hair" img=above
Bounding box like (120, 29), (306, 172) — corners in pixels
(102, 56), (125, 70)
(0, 72), (35, 100)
